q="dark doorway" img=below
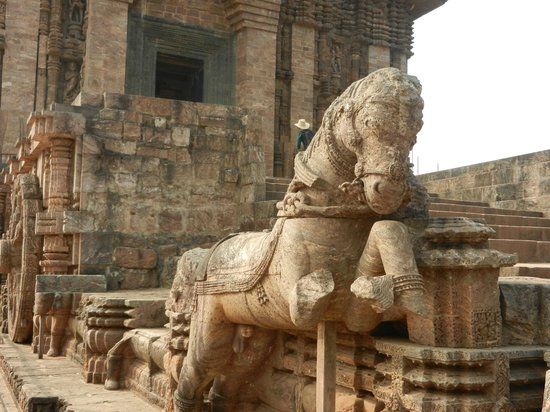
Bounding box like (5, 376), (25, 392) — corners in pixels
(155, 53), (204, 102)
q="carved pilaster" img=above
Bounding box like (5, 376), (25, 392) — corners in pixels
(0, 0), (6, 30)
(47, 0), (63, 105)
(25, 110), (84, 356)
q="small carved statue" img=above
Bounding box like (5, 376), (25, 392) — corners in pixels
(331, 41), (342, 75)
(63, 61), (80, 104)
(69, 0), (85, 25)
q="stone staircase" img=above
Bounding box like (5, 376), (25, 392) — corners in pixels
(264, 177), (550, 279)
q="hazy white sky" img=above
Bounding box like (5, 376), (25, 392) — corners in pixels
(408, 0), (550, 174)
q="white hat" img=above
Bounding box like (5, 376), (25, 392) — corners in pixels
(294, 119), (310, 129)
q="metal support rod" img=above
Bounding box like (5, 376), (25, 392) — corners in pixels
(38, 314), (45, 359)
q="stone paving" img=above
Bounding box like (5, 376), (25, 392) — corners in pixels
(0, 365), (17, 411)
(0, 335), (160, 411)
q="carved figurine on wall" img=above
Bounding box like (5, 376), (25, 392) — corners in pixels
(67, 0), (86, 39)
(69, 0), (85, 25)
(331, 40), (342, 75)
(163, 68), (426, 411)
(63, 61), (80, 104)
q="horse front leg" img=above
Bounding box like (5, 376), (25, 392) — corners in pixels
(174, 295), (234, 412)
(350, 220), (424, 317)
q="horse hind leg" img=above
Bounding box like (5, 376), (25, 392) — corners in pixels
(174, 296), (235, 412)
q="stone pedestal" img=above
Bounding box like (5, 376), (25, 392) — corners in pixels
(409, 217), (516, 348)
(374, 338), (547, 411)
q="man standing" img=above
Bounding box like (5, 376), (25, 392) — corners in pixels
(295, 119), (314, 151)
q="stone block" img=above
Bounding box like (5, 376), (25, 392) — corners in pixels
(113, 246), (158, 269)
(122, 122), (141, 140)
(99, 108), (121, 121)
(104, 139), (136, 155)
(91, 120), (123, 139)
(171, 126), (191, 147)
(35, 275), (107, 293)
(159, 210), (183, 233)
(499, 276), (550, 345)
(495, 183), (518, 201)
(104, 93), (130, 110)
(118, 268), (158, 289)
(224, 168), (240, 183)
(62, 211), (96, 234)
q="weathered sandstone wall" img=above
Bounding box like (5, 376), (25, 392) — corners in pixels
(418, 150), (550, 216)
(77, 93), (265, 289)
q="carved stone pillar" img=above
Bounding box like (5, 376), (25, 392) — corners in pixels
(40, 137), (73, 275)
(35, 0), (50, 109)
(28, 110), (84, 357)
(409, 217), (517, 348)
(81, 0), (134, 99)
(224, 0), (281, 176)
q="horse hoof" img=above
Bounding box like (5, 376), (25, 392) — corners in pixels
(351, 275), (394, 313)
(46, 348), (60, 357)
(289, 269), (334, 329)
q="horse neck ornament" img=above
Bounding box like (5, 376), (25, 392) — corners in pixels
(280, 67), (424, 218)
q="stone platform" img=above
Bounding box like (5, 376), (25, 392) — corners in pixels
(0, 335), (161, 411)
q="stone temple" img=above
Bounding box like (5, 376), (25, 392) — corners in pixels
(0, 1), (548, 411)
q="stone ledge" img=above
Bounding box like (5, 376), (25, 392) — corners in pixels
(0, 336), (160, 411)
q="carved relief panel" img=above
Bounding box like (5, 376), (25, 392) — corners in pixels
(39, 0), (88, 108)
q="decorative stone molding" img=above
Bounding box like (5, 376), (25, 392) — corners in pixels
(223, 0), (281, 33)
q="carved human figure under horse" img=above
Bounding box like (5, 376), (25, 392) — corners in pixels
(147, 68), (425, 411)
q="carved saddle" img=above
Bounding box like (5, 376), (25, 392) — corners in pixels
(194, 219), (285, 295)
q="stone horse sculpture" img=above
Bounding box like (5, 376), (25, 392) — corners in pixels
(171, 68), (426, 411)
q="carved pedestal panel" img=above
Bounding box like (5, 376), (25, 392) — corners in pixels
(373, 339), (547, 411)
(2, 174), (43, 343)
(409, 217), (517, 348)
(78, 291), (168, 385)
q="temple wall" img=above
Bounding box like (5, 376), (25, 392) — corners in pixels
(77, 94), (265, 289)
(133, 0), (230, 32)
(418, 150), (550, 216)
(0, 0), (40, 159)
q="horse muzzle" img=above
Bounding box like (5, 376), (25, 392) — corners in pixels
(362, 175), (406, 215)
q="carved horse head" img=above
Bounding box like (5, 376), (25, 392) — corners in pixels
(311, 68), (424, 215)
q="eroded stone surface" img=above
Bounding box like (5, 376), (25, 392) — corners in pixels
(500, 276), (550, 346)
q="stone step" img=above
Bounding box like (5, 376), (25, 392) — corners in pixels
(266, 176), (292, 184)
(428, 210), (550, 228)
(429, 197), (490, 207)
(266, 191), (286, 201)
(500, 263), (550, 279)
(429, 202), (543, 218)
(490, 225), (550, 241)
(488, 239), (550, 263)
(0, 335), (161, 411)
(265, 181), (289, 193)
